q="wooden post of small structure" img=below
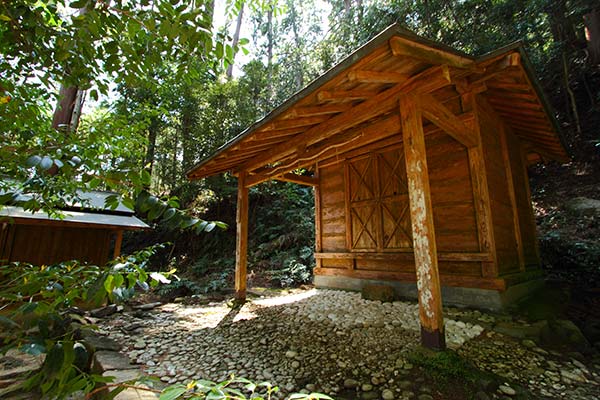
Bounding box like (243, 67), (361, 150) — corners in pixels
(399, 94), (446, 350)
(113, 230), (123, 259)
(235, 171), (249, 301)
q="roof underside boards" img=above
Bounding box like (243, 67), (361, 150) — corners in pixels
(0, 206), (149, 230)
(187, 24), (568, 182)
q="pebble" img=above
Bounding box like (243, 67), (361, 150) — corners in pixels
(498, 384), (516, 396)
(381, 388), (394, 400)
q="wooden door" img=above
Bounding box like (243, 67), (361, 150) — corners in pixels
(347, 147), (412, 251)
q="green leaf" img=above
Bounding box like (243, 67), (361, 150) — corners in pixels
(43, 343), (64, 379)
(162, 208), (176, 221)
(103, 274), (115, 295)
(159, 384), (187, 400)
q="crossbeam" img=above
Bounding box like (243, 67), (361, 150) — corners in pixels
(389, 36), (475, 69)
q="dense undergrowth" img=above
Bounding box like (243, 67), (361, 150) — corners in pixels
(126, 178), (316, 300)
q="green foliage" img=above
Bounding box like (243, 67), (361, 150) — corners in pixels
(0, 243), (170, 398)
(153, 376), (332, 399)
(407, 349), (482, 384)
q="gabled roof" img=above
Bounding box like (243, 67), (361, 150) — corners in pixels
(187, 23), (569, 182)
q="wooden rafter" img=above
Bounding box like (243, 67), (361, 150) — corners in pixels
(268, 115), (331, 130)
(347, 70), (410, 83)
(317, 90), (378, 102)
(290, 104), (352, 117)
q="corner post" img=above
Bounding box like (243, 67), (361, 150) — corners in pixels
(399, 94), (446, 350)
(235, 171), (249, 301)
(113, 230), (123, 259)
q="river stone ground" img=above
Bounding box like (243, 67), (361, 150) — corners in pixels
(97, 288), (600, 399)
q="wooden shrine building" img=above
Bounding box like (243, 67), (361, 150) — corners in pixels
(187, 24), (569, 349)
(0, 191), (148, 266)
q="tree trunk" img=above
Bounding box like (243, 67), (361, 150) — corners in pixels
(546, 0), (582, 135)
(144, 118), (159, 174)
(266, 4), (274, 101)
(584, 8), (600, 65)
(181, 87), (195, 173)
(226, 2), (245, 79)
(288, 0), (304, 89)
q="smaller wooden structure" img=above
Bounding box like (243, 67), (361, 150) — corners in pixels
(0, 191), (148, 266)
(187, 25), (568, 349)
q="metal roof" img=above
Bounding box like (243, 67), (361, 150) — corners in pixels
(0, 206), (149, 230)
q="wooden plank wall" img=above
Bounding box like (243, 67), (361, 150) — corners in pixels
(319, 162), (353, 269)
(477, 97), (521, 275)
(2, 224), (112, 266)
(317, 129), (482, 278)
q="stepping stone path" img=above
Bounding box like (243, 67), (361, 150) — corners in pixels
(92, 288), (600, 399)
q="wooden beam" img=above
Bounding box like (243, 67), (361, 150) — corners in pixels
(419, 93), (477, 148)
(314, 252), (493, 262)
(317, 89), (378, 102)
(347, 70), (410, 83)
(235, 171), (249, 301)
(245, 172), (319, 187)
(113, 230), (123, 259)
(237, 65), (456, 174)
(276, 173), (319, 186)
(389, 36), (475, 69)
(399, 93), (445, 350)
(269, 115), (331, 130)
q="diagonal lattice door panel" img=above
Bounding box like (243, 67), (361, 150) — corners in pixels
(381, 199), (412, 249)
(378, 148), (412, 250)
(351, 204), (379, 249)
(379, 149), (408, 198)
(346, 148), (412, 251)
(348, 156), (376, 202)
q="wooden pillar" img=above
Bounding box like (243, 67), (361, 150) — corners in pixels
(113, 230), (123, 259)
(399, 94), (445, 350)
(235, 171), (249, 301)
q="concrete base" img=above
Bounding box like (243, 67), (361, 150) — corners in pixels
(313, 274), (544, 311)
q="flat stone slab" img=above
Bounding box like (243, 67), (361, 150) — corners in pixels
(80, 329), (121, 352)
(93, 351), (138, 374)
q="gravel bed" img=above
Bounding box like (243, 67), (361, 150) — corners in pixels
(97, 289), (600, 399)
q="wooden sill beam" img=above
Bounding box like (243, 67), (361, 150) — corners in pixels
(389, 36), (475, 70)
(419, 93), (477, 148)
(314, 251), (492, 262)
(347, 70), (410, 83)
